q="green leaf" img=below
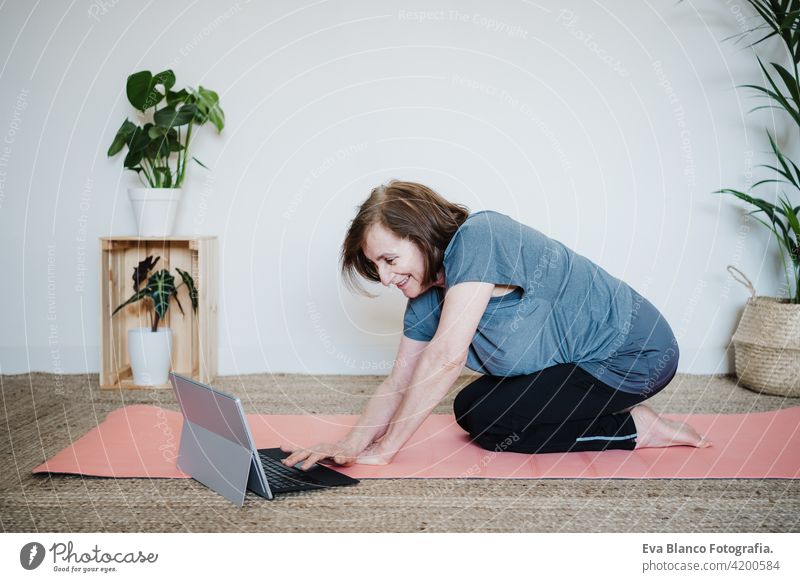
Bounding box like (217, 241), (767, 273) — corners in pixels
(748, 58), (800, 124)
(123, 143), (145, 168)
(122, 137), (150, 170)
(127, 72), (163, 112)
(126, 70), (175, 112)
(750, 213), (791, 254)
(144, 123), (173, 160)
(166, 88), (190, 107)
(145, 269), (176, 320)
(716, 188), (791, 239)
(146, 142), (168, 161)
(751, 178), (783, 188)
(154, 104), (197, 128)
(152, 70), (175, 92)
(112, 288), (150, 316)
(772, 61), (800, 109)
(766, 131), (800, 191)
(780, 195), (800, 243)
(126, 71), (153, 111)
(175, 267), (199, 313)
(132, 255), (159, 291)
(191, 86), (225, 132)
(147, 126), (168, 142)
(166, 128), (182, 152)
(192, 156), (209, 170)
(739, 2), (800, 60)
(107, 119), (137, 157)
(144, 126), (180, 163)
(716, 188), (776, 216)
(123, 124), (154, 168)
(128, 124), (153, 154)
(172, 289), (185, 316)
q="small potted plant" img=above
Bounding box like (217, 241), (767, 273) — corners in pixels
(112, 255), (198, 386)
(107, 69), (225, 236)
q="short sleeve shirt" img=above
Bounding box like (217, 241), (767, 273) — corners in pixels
(402, 210), (678, 394)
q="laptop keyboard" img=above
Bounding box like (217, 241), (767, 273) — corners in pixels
(258, 452), (323, 489)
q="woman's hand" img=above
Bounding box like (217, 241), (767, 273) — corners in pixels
(279, 439), (364, 471)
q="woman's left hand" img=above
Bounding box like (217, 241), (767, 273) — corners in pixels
(355, 441), (396, 465)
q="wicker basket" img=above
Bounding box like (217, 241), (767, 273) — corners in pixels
(727, 265), (800, 397)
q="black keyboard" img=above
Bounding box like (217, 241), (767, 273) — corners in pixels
(257, 452), (324, 490)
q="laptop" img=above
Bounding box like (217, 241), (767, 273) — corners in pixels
(169, 372), (359, 506)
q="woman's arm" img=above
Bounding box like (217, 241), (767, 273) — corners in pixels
(358, 282), (495, 464)
(343, 335), (429, 450)
(280, 333), (428, 469)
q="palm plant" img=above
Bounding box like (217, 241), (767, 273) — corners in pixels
(716, 0), (800, 303)
(112, 255), (198, 332)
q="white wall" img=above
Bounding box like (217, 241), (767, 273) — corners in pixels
(0, 0), (791, 377)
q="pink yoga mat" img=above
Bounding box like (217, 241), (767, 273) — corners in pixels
(32, 405), (800, 479)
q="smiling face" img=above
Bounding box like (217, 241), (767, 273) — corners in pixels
(362, 222), (443, 298)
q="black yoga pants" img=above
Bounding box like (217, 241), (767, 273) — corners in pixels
(453, 363), (670, 454)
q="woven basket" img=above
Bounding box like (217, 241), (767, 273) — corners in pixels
(727, 265), (800, 397)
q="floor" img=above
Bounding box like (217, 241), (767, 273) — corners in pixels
(1, 371), (798, 532)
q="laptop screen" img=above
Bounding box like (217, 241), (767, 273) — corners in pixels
(171, 374), (254, 450)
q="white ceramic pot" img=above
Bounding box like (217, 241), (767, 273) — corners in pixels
(128, 187), (182, 237)
(128, 327), (173, 385)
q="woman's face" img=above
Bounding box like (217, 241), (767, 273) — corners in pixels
(362, 223), (442, 298)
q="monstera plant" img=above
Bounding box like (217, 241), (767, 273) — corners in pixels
(108, 70), (224, 188)
(112, 255), (198, 386)
(107, 69), (225, 236)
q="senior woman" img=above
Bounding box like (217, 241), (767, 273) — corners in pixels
(282, 181), (709, 470)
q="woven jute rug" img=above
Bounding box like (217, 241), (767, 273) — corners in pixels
(1, 371), (798, 532)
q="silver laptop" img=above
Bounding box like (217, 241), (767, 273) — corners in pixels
(169, 372), (359, 506)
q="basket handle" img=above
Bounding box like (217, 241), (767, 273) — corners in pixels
(726, 265), (757, 299)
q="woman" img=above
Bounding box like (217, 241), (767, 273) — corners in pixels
(282, 181), (710, 470)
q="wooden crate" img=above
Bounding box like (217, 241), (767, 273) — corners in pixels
(100, 236), (218, 390)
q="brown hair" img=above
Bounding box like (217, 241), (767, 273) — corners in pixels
(340, 180), (470, 296)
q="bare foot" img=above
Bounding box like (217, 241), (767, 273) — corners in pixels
(628, 404), (712, 449)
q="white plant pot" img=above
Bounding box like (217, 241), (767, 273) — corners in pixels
(128, 327), (173, 386)
(128, 187), (182, 237)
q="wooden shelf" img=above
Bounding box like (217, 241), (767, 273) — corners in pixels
(99, 236), (218, 390)
(100, 236), (216, 243)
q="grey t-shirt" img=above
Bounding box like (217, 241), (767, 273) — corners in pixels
(402, 210), (678, 394)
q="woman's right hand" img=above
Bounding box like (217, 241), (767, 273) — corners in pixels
(279, 438), (365, 471)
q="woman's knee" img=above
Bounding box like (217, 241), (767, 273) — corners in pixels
(453, 376), (497, 433)
(453, 388), (477, 433)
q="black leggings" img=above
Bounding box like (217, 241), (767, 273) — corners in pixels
(453, 364), (670, 454)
